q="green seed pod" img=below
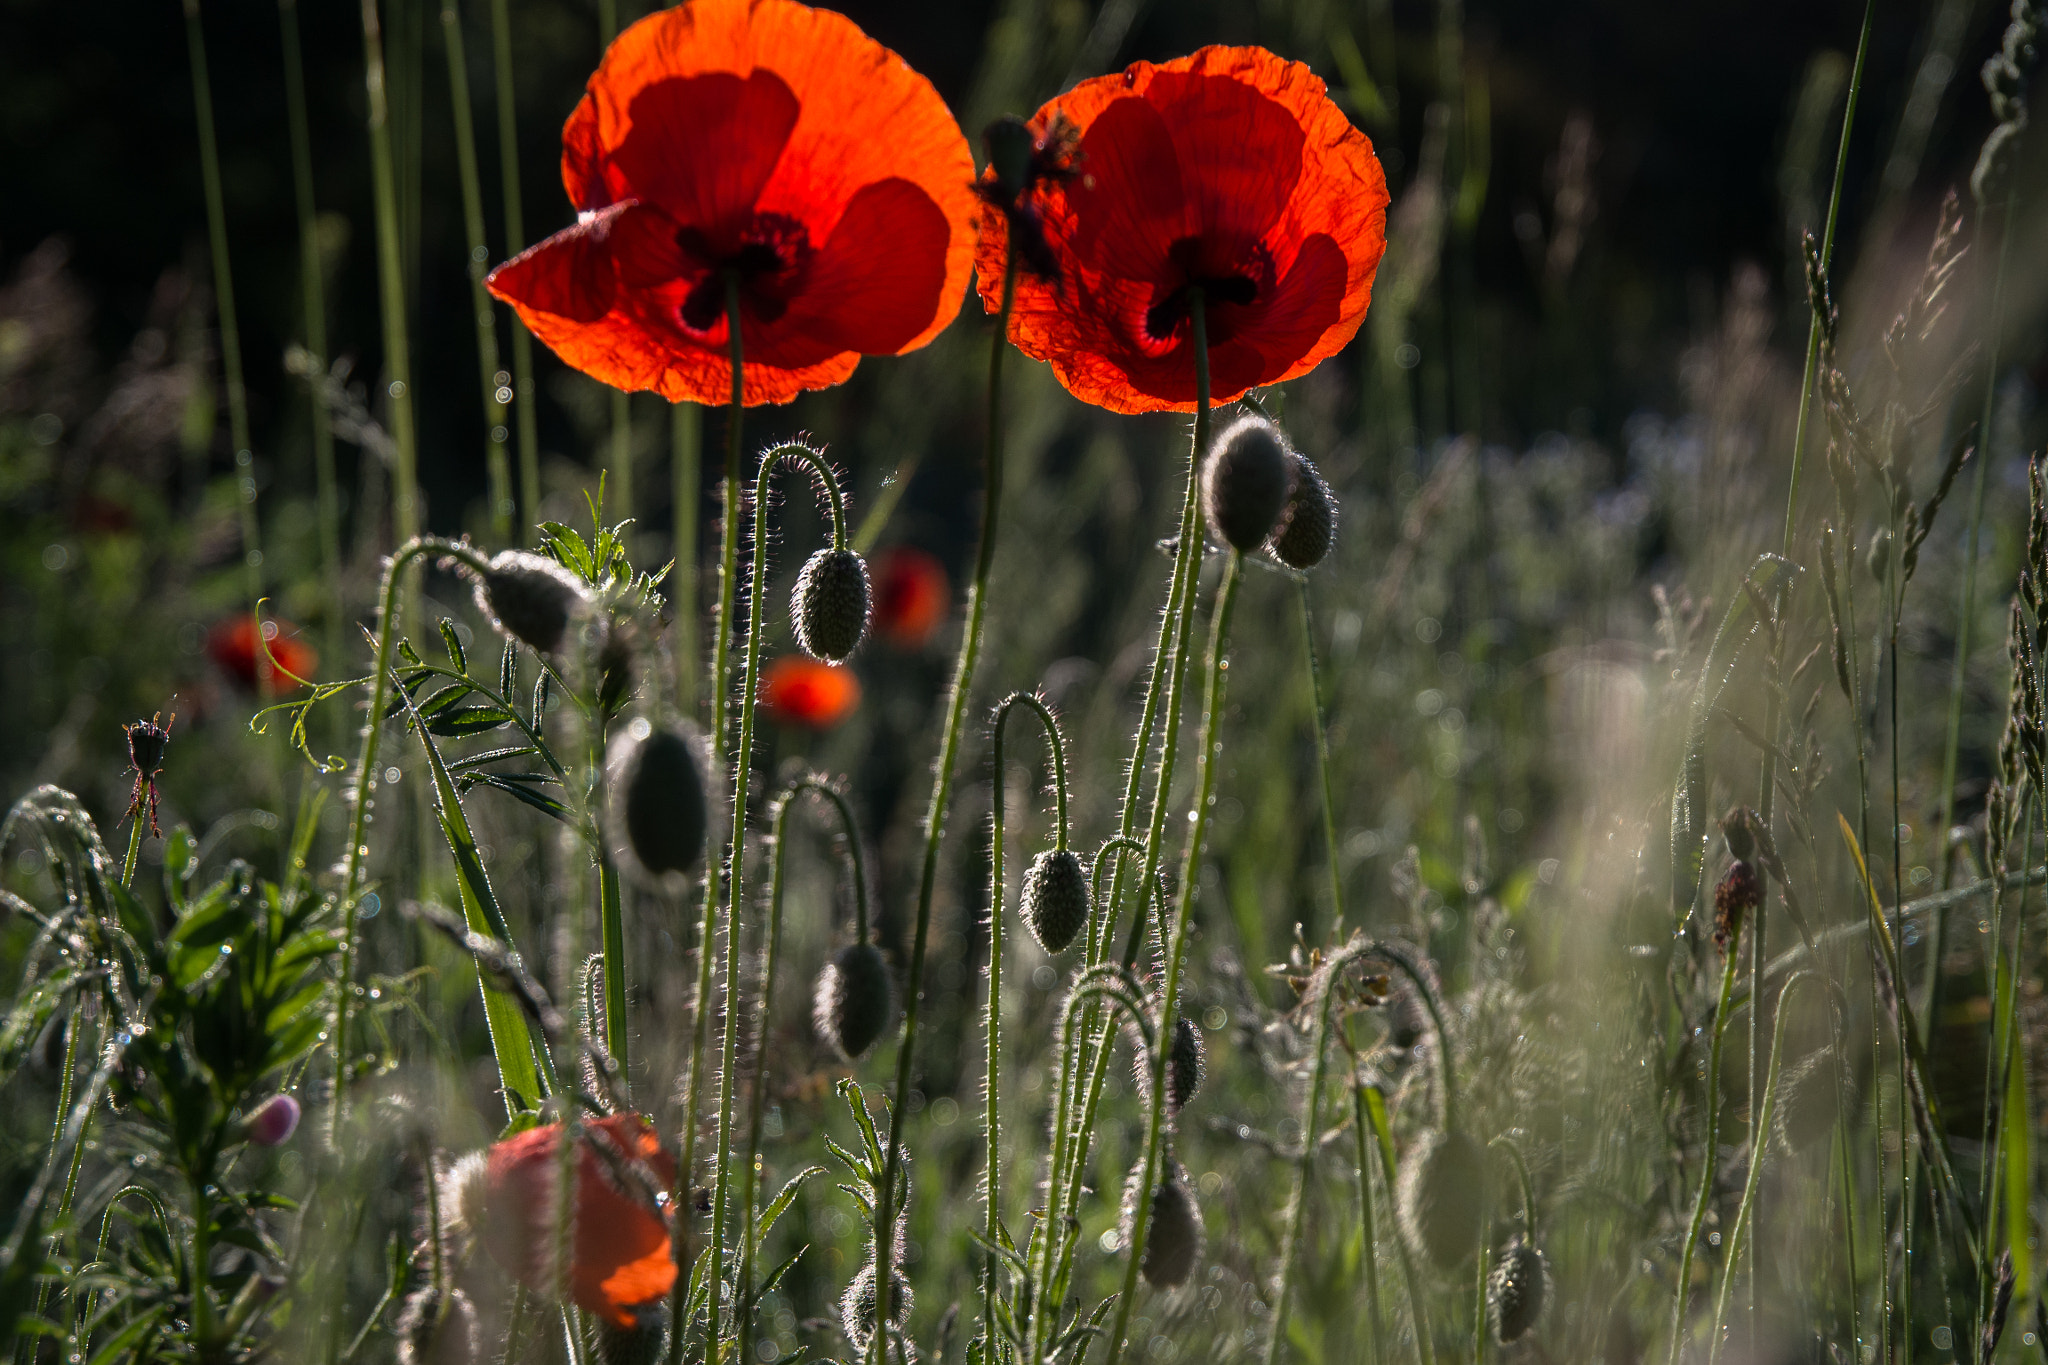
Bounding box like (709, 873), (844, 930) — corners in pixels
(1122, 1160), (1203, 1289)
(840, 1262), (912, 1352)
(792, 547), (871, 663)
(1396, 1128), (1488, 1271)
(1204, 416), (1295, 553)
(1132, 1014), (1206, 1115)
(1267, 452), (1337, 569)
(473, 550), (590, 655)
(606, 721), (710, 879)
(813, 942), (896, 1060)
(396, 1285), (480, 1365)
(1775, 1048), (1851, 1154)
(1487, 1236), (1552, 1344)
(1020, 847), (1090, 954)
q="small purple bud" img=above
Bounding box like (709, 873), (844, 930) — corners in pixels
(243, 1094), (301, 1147)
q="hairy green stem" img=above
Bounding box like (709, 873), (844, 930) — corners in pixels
(1667, 931), (1745, 1365)
(673, 403), (701, 714)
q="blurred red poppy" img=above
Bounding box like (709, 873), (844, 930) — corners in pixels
(482, 1113), (676, 1327)
(760, 655), (860, 728)
(973, 47), (1389, 415)
(207, 616), (317, 692)
(486, 0), (978, 407)
(871, 545), (949, 649)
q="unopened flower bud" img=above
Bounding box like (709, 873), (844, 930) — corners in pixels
(1487, 1236), (1552, 1343)
(840, 1262), (912, 1352)
(473, 550), (590, 655)
(242, 1094), (302, 1147)
(813, 942), (896, 1060)
(1020, 848), (1089, 954)
(1122, 1160), (1203, 1289)
(792, 548), (871, 663)
(1204, 417), (1295, 553)
(1267, 452), (1337, 569)
(606, 721), (710, 879)
(1133, 1014), (1206, 1115)
(396, 1285), (481, 1365)
(1396, 1128), (1487, 1271)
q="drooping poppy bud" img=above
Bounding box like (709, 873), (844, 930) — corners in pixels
(761, 655), (861, 728)
(1122, 1160), (1203, 1289)
(480, 1113), (676, 1327)
(1267, 452), (1337, 569)
(1395, 1128), (1487, 1271)
(813, 942), (896, 1060)
(473, 550), (591, 655)
(606, 720), (711, 879)
(792, 548), (871, 663)
(1487, 1236), (1552, 1343)
(1204, 417), (1295, 553)
(839, 1261), (913, 1353)
(871, 546), (949, 649)
(1132, 1013), (1207, 1116)
(1019, 848), (1090, 954)
(1714, 860), (1760, 955)
(396, 1284), (481, 1365)
(241, 1094), (302, 1147)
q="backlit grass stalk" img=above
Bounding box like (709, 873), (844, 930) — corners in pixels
(487, 0), (540, 541)
(673, 403), (701, 713)
(1361, 1080), (1435, 1365)
(1351, 1079), (1386, 1365)
(360, 0), (422, 554)
(984, 692), (1071, 1341)
(870, 238), (1019, 1353)
(1666, 920), (1744, 1365)
(711, 438), (846, 1358)
(1104, 545), (1244, 1365)
(438, 0), (514, 544)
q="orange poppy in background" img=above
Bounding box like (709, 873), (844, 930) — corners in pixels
(760, 655), (860, 727)
(871, 545), (949, 649)
(482, 1113), (676, 1327)
(974, 47), (1389, 415)
(207, 616), (316, 692)
(486, 0), (978, 406)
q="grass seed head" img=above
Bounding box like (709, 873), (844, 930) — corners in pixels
(1487, 1236), (1552, 1343)
(1267, 451), (1337, 569)
(1396, 1128), (1488, 1271)
(475, 550), (590, 656)
(1020, 847), (1090, 953)
(1205, 416), (1295, 553)
(793, 547), (872, 663)
(1713, 859), (1760, 955)
(840, 1261), (913, 1352)
(813, 941), (896, 1060)
(606, 722), (710, 879)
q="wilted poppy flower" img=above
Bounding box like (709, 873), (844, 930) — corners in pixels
(871, 545), (949, 649)
(760, 655), (860, 728)
(974, 47), (1389, 415)
(481, 1113), (676, 1327)
(486, 0), (978, 407)
(207, 615), (317, 691)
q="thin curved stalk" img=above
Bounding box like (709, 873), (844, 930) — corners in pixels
(1104, 546), (1244, 1365)
(869, 238), (1019, 1359)
(1667, 931), (1745, 1365)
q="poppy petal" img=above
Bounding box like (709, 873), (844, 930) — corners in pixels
(489, 205), (626, 324)
(607, 70), (800, 237)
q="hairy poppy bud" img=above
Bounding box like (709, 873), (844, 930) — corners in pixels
(1133, 1015), (1206, 1115)
(593, 1316), (668, 1365)
(1020, 848), (1090, 954)
(1122, 1160), (1203, 1289)
(840, 1262), (913, 1352)
(1204, 417), (1295, 553)
(1714, 860), (1759, 955)
(396, 1285), (481, 1365)
(473, 550), (590, 655)
(1396, 1128), (1487, 1271)
(1267, 452), (1336, 569)
(1487, 1236), (1552, 1344)
(241, 1094), (302, 1147)
(813, 942), (896, 1060)
(606, 721), (710, 879)
(1775, 1048), (1851, 1154)
(792, 548), (871, 663)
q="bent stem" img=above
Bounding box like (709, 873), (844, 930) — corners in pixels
(1667, 928), (1744, 1365)
(1105, 547), (1245, 1365)
(673, 280), (745, 1365)
(869, 237), (1018, 1358)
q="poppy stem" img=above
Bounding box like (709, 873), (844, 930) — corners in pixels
(486, 0), (541, 544)
(672, 276), (745, 1365)
(871, 238), (1018, 1360)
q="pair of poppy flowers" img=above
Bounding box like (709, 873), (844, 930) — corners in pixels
(488, 0), (1390, 416)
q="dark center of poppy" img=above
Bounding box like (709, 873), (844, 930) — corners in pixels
(676, 213), (815, 334)
(1143, 237), (1264, 344)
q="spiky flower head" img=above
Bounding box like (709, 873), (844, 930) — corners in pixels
(792, 547), (872, 663)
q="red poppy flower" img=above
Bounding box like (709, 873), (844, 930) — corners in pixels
(973, 47), (1390, 415)
(482, 1113), (676, 1327)
(485, 0), (978, 407)
(207, 616), (317, 692)
(760, 655), (860, 728)
(871, 545), (949, 649)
